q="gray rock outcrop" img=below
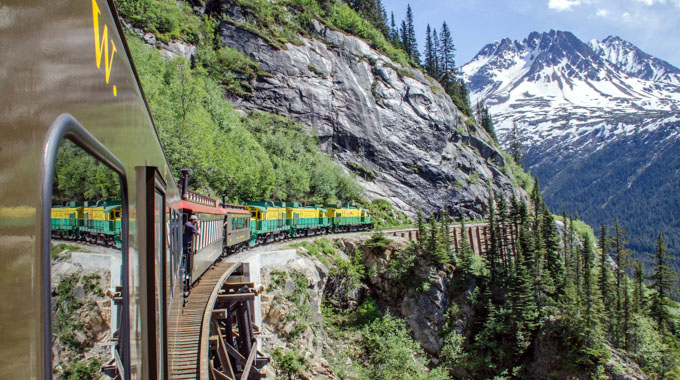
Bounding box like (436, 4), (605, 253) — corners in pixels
(211, 4), (525, 218)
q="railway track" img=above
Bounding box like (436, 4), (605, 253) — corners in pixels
(168, 260), (239, 379)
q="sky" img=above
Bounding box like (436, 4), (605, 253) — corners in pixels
(383, 0), (680, 68)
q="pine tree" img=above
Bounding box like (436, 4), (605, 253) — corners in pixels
(541, 208), (565, 300)
(509, 121), (524, 167)
(424, 25), (435, 76)
(496, 194), (510, 275)
(400, 20), (409, 54)
(562, 206), (568, 270)
(427, 213), (448, 265)
(510, 234), (539, 333)
(416, 205), (426, 251)
(633, 259), (645, 314)
(438, 21), (456, 89)
(405, 4), (419, 63)
(480, 105), (497, 142)
(598, 222), (615, 330)
(348, 0), (389, 37)
(582, 233), (596, 329)
(459, 79), (470, 108)
(431, 28), (440, 79)
(612, 221), (630, 346)
(486, 194), (500, 288)
(457, 220), (475, 286)
(440, 205), (452, 262)
(570, 216), (581, 303)
(649, 232), (677, 330)
(389, 12), (399, 47)
(622, 275), (632, 350)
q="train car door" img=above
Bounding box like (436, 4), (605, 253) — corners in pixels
(137, 167), (168, 379)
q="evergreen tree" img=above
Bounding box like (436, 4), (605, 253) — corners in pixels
(427, 214), (448, 264)
(496, 194), (510, 275)
(457, 220), (475, 286)
(440, 205), (452, 262)
(405, 4), (419, 63)
(432, 28), (440, 79)
(612, 221), (630, 346)
(541, 208), (565, 300)
(438, 22), (456, 89)
(570, 216), (581, 304)
(598, 222), (615, 328)
(399, 20), (409, 54)
(633, 259), (645, 314)
(622, 275), (632, 350)
(509, 121), (524, 167)
(348, 0), (389, 37)
(424, 25), (435, 76)
(649, 232), (677, 330)
(416, 205), (426, 251)
(562, 206), (568, 269)
(582, 234), (597, 329)
(517, 199), (534, 272)
(480, 105), (497, 142)
(510, 233), (539, 332)
(486, 194), (500, 288)
(459, 79), (470, 109)
(389, 12), (399, 47)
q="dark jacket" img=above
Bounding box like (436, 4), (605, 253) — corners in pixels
(183, 221), (198, 244)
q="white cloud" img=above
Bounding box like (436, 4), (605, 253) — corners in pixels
(622, 11), (631, 18)
(548, 0), (582, 11)
(634, 0), (666, 5)
(596, 8), (609, 16)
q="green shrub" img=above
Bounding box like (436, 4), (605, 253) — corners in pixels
(360, 314), (448, 380)
(115, 0), (201, 43)
(364, 231), (391, 250)
(307, 64), (327, 79)
(58, 357), (102, 380)
(367, 199), (411, 228)
(272, 348), (307, 376)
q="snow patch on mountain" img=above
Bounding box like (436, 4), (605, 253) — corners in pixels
(461, 30), (680, 150)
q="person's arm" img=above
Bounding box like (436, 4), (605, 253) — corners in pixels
(194, 221), (200, 235)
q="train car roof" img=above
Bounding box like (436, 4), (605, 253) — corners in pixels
(177, 200), (249, 215)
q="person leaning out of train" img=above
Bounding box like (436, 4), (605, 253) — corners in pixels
(183, 214), (201, 254)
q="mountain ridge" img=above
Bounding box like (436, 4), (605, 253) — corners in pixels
(462, 30), (680, 262)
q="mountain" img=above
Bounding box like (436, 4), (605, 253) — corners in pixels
(207, 2), (525, 219)
(462, 30), (680, 263)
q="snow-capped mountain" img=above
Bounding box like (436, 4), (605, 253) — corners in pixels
(590, 36), (680, 86)
(462, 30), (680, 150)
(461, 30), (680, 259)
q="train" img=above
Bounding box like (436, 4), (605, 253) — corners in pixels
(0, 0), (370, 379)
(51, 195), (371, 253)
(51, 200), (123, 247)
(52, 169), (372, 289)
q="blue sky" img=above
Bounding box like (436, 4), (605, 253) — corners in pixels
(383, 0), (680, 68)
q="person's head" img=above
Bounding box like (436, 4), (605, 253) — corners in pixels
(190, 214), (198, 223)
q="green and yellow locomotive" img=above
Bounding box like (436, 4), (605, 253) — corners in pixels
(50, 200), (122, 246)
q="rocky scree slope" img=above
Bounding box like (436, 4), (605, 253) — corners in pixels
(461, 30), (680, 257)
(197, 0), (524, 218)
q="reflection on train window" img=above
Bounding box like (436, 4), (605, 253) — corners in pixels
(50, 139), (123, 378)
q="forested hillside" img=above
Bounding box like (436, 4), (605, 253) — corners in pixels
(259, 190), (680, 378)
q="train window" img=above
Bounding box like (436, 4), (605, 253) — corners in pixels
(45, 119), (129, 380)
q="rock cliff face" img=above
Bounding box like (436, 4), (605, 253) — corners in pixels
(209, 2), (523, 218)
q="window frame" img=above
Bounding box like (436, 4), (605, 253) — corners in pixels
(41, 114), (131, 380)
